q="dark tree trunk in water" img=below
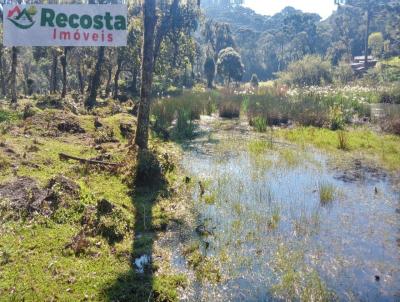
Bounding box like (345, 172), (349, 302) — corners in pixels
(10, 47), (18, 104)
(113, 60), (122, 99)
(105, 65), (112, 97)
(61, 47), (69, 98)
(50, 49), (58, 94)
(85, 46), (105, 110)
(134, 0), (157, 150)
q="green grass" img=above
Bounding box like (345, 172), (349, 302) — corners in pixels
(277, 127), (400, 170)
(248, 139), (271, 155)
(383, 56), (400, 67)
(0, 109), (21, 123)
(0, 107), (188, 302)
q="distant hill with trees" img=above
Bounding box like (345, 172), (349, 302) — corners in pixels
(199, 0), (400, 81)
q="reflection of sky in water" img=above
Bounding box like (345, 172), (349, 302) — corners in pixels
(180, 135), (400, 302)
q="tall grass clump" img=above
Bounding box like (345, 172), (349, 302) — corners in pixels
(247, 90), (291, 126)
(151, 91), (217, 135)
(319, 183), (335, 205)
(172, 109), (196, 140)
(217, 89), (242, 119)
(252, 116), (267, 132)
(337, 130), (349, 150)
(291, 93), (330, 128)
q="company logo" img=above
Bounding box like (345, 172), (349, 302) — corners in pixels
(7, 6), (37, 29)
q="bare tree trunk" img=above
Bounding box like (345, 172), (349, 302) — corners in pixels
(61, 47), (69, 98)
(134, 0), (157, 150)
(50, 49), (58, 94)
(10, 47), (18, 104)
(113, 60), (122, 99)
(105, 65), (112, 97)
(130, 65), (138, 95)
(77, 64), (84, 95)
(364, 5), (371, 70)
(0, 49), (6, 97)
(85, 46), (105, 110)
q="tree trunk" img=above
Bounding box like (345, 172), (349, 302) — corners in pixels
(85, 46), (105, 110)
(77, 66), (84, 95)
(0, 49), (6, 97)
(105, 65), (112, 97)
(130, 65), (138, 95)
(113, 60), (122, 99)
(364, 6), (371, 70)
(61, 47), (68, 98)
(10, 47), (18, 104)
(134, 0), (157, 150)
(50, 49), (58, 94)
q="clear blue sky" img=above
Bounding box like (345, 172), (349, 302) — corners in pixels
(244, 0), (337, 19)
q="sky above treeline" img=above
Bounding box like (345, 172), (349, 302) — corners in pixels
(244, 0), (337, 19)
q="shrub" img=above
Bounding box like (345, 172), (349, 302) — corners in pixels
(217, 47), (244, 85)
(329, 105), (345, 130)
(277, 55), (332, 86)
(22, 104), (38, 120)
(334, 61), (354, 84)
(380, 86), (400, 104)
(250, 74), (259, 88)
(204, 57), (216, 89)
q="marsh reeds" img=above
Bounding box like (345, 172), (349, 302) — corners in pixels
(337, 130), (349, 150)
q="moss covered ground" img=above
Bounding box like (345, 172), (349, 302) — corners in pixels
(0, 98), (189, 302)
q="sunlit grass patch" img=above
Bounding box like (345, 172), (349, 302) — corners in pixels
(248, 139), (271, 155)
(278, 149), (301, 167)
(203, 192), (217, 205)
(0, 109), (21, 123)
(271, 244), (334, 301)
(277, 127), (400, 170)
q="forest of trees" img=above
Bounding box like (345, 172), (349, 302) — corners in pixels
(203, 0), (400, 80)
(0, 0), (398, 104)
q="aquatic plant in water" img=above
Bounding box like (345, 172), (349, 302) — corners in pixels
(319, 183), (335, 205)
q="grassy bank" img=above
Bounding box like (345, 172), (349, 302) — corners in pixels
(277, 127), (400, 171)
(0, 99), (190, 301)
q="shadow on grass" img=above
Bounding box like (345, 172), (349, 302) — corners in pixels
(103, 151), (168, 302)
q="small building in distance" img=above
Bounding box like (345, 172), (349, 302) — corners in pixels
(350, 55), (378, 73)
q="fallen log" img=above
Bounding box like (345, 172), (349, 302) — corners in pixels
(59, 153), (121, 167)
